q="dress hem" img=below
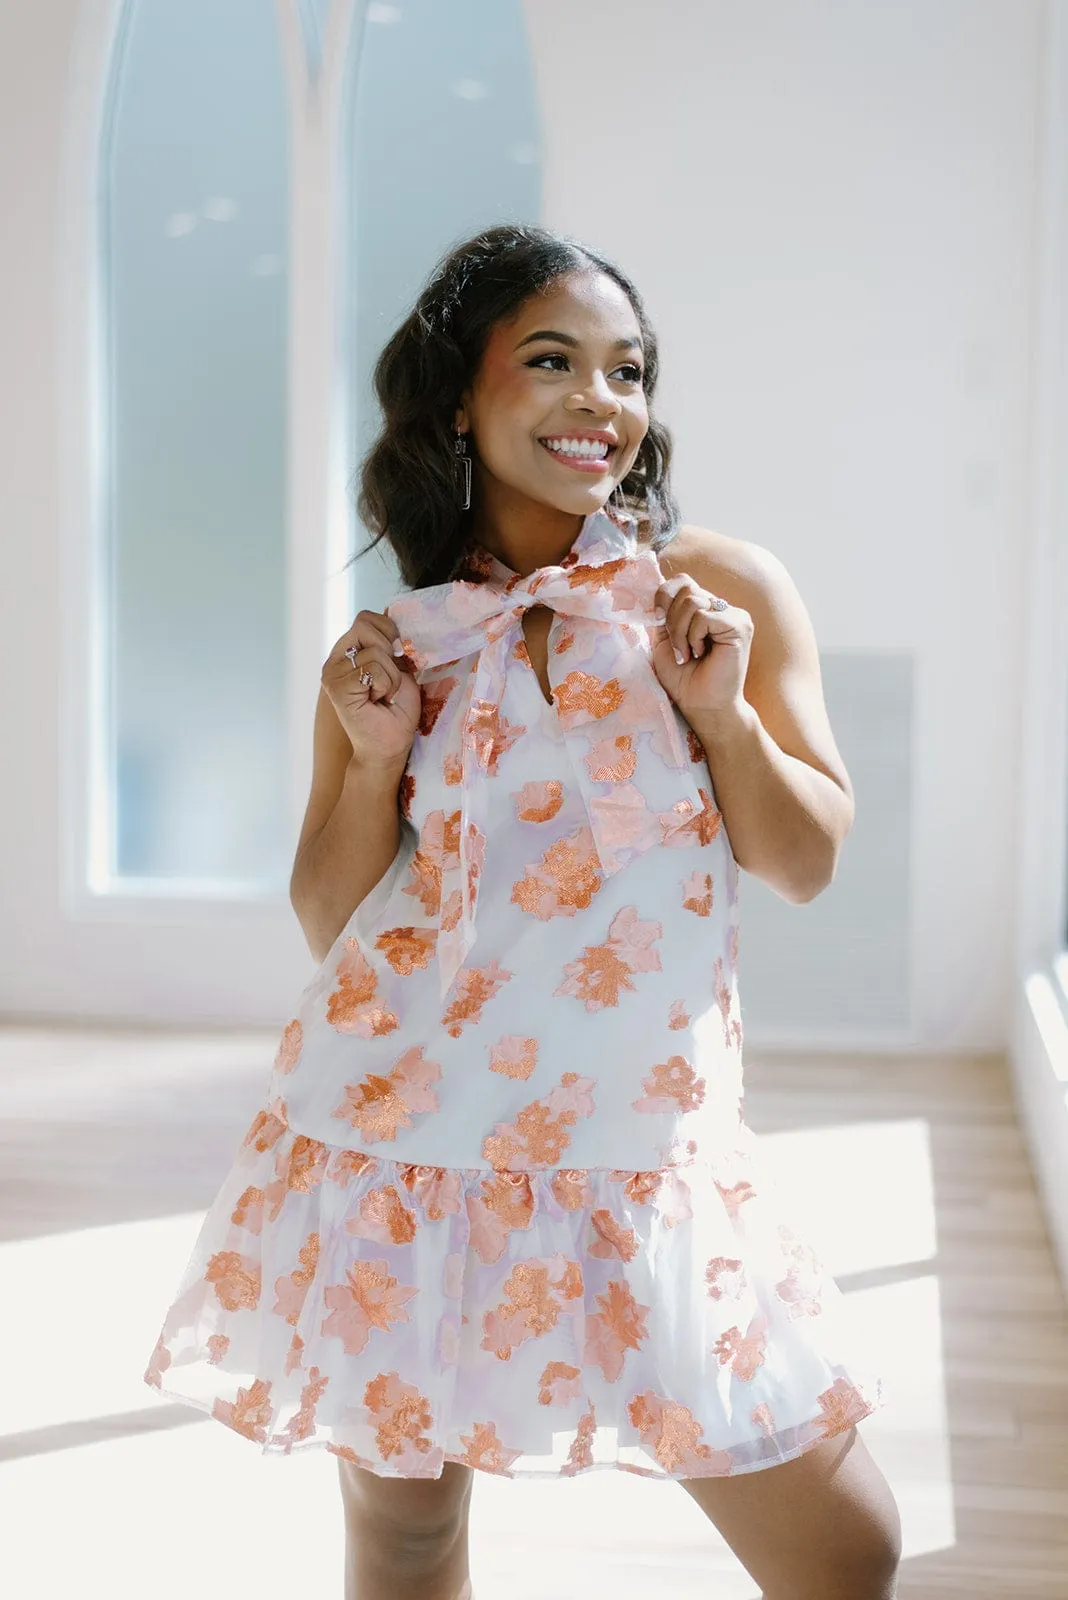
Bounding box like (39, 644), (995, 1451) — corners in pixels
(145, 1370), (886, 1481)
(142, 1110), (888, 1484)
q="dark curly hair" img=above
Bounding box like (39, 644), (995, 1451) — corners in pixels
(350, 222), (682, 591)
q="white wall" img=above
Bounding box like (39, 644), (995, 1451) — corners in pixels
(0, 0), (1057, 1053)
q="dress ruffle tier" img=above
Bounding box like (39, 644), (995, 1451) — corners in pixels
(144, 1097), (885, 1480)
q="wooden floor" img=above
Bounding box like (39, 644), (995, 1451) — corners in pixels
(1, 1026), (1066, 1597)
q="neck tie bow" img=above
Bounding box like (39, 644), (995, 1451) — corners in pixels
(384, 509), (714, 999)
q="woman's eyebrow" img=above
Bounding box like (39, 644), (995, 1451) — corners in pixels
(513, 329), (644, 354)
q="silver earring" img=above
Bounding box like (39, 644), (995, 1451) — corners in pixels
(454, 429), (472, 511)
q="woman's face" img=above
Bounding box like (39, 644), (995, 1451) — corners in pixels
(455, 269), (650, 523)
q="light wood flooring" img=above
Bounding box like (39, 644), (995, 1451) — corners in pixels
(0, 1026), (1065, 1598)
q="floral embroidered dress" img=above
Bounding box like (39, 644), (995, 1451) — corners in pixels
(143, 506), (885, 1480)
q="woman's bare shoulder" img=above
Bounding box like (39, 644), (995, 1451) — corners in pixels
(644, 522), (761, 596)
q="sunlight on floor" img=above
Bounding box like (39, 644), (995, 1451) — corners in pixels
(1, 1119), (948, 1598)
(761, 1116), (938, 1276)
(0, 1210), (206, 1434)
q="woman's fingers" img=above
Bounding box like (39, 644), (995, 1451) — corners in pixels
(685, 604), (716, 659)
(656, 583), (704, 662)
(655, 577), (728, 662)
(348, 647), (402, 703)
(325, 610), (408, 703)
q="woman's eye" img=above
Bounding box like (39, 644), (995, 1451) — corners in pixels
(527, 353), (643, 382)
(526, 353), (567, 372)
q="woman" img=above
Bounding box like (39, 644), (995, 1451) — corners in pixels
(145, 223), (901, 1599)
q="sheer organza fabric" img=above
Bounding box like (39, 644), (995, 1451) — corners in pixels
(144, 508), (885, 1478)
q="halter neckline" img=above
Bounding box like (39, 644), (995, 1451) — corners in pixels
(459, 506), (638, 586)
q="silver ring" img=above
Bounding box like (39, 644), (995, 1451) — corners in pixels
(359, 668), (375, 689)
(344, 646), (359, 668)
(703, 596), (730, 612)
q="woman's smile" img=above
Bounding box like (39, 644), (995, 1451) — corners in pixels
(537, 435), (618, 473)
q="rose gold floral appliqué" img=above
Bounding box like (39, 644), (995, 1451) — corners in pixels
(325, 940), (399, 1037)
(331, 1044), (442, 1144)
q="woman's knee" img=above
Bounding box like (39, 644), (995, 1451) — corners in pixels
(680, 1427), (901, 1599)
(337, 1455), (474, 1547)
(796, 1498), (901, 1600)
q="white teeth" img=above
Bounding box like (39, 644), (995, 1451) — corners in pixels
(542, 438), (611, 459)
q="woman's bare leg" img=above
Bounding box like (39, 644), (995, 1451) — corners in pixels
(337, 1456), (475, 1600)
(678, 1427), (901, 1599)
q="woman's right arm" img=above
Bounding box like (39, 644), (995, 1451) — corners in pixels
(289, 734), (407, 964)
(290, 609), (421, 965)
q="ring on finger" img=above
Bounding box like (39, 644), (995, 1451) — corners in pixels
(700, 595), (730, 613)
(359, 668), (375, 689)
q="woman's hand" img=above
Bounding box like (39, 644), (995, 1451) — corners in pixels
(322, 609), (422, 771)
(650, 574), (754, 725)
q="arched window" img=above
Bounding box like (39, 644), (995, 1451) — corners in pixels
(101, 0), (290, 890)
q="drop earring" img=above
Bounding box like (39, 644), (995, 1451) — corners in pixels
(454, 428), (472, 511)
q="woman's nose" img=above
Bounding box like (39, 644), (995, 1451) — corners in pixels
(570, 375), (622, 410)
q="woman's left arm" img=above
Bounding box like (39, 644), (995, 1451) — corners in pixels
(653, 526), (855, 906)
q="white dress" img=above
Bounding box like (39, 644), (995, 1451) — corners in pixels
(143, 506), (885, 1479)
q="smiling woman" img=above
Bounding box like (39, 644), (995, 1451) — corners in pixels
(350, 223), (681, 588)
(449, 274), (655, 573)
(144, 223), (897, 1600)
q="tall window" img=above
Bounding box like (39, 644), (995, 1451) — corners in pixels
(101, 0), (290, 892)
